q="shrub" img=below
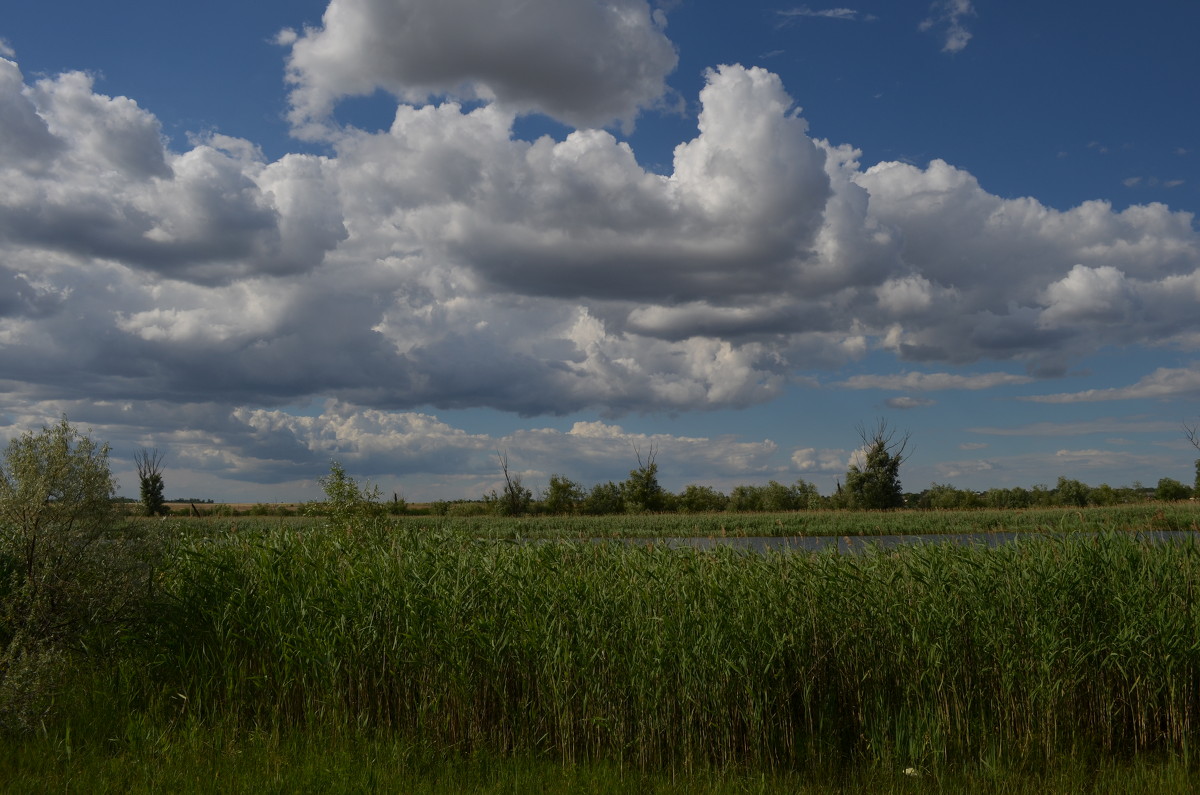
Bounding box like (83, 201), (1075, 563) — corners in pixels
(582, 482), (623, 515)
(305, 461), (388, 533)
(0, 418), (154, 732)
(677, 484), (728, 513)
(542, 475), (584, 515)
(1156, 478), (1192, 502)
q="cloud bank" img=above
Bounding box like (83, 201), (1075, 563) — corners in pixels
(4, 53), (1195, 427)
(0, 0), (1197, 493)
(2, 50), (1198, 420)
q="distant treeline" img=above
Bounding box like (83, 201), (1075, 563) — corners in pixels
(137, 473), (1197, 519)
(425, 473), (1195, 518)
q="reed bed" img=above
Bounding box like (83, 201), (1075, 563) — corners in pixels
(382, 502), (1200, 540)
(141, 524), (1200, 774)
(142, 501), (1200, 541)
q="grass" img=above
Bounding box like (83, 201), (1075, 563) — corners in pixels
(143, 525), (1200, 766)
(8, 507), (1200, 790)
(138, 501), (1200, 540)
(4, 722), (1197, 793)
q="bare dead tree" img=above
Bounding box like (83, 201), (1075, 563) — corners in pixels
(494, 449), (531, 516)
(855, 418), (912, 464)
(1185, 421), (1200, 451)
(631, 441), (658, 472)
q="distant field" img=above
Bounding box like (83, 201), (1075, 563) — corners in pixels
(160, 501), (431, 515)
(143, 501), (1200, 539)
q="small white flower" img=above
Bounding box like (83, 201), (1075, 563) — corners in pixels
(903, 767), (920, 777)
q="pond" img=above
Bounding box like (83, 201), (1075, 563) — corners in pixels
(601, 530), (1200, 553)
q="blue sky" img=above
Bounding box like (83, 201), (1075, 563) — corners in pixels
(1, 1), (1198, 502)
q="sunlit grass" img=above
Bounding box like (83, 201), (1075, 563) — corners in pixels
(135, 525), (1200, 772)
(138, 500), (1200, 540)
(401, 501), (1200, 539)
(9, 508), (1200, 790)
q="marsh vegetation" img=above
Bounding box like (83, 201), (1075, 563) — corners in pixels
(4, 424), (1200, 791)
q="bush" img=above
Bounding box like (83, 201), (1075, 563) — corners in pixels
(305, 461), (388, 533)
(0, 418), (155, 732)
(1056, 477), (1091, 507)
(677, 484), (728, 513)
(1156, 478), (1192, 502)
(582, 482), (623, 515)
(541, 475), (584, 515)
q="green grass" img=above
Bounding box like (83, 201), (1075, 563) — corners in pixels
(9, 509), (1200, 790)
(4, 724), (1197, 794)
(139, 525), (1200, 768)
(401, 501), (1200, 539)
(138, 501), (1200, 540)
(545, 501), (1200, 538)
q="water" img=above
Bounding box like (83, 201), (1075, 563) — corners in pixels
(599, 530), (1200, 554)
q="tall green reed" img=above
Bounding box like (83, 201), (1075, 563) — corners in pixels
(391, 502), (1200, 539)
(142, 526), (1200, 773)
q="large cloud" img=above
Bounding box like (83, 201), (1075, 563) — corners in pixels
(425, 65), (832, 303)
(0, 46), (1198, 435)
(280, 0), (678, 135)
(0, 63), (347, 286)
(854, 159), (1200, 368)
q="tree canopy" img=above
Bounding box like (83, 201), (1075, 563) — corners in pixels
(843, 420), (910, 510)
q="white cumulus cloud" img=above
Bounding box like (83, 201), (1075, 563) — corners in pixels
(280, 0), (678, 136)
(1, 17), (1199, 497)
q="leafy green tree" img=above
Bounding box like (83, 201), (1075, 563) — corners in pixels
(843, 420), (910, 510)
(917, 483), (960, 510)
(792, 479), (822, 510)
(0, 418), (151, 732)
(728, 480), (820, 512)
(1055, 476), (1091, 507)
(677, 484), (728, 513)
(621, 446), (666, 513)
(582, 481), (623, 515)
(918, 483), (982, 510)
(980, 488), (1008, 509)
(760, 481), (800, 512)
(727, 484), (765, 512)
(134, 447), (168, 517)
(542, 474), (584, 515)
(1089, 484), (1120, 506)
(1030, 484), (1057, 506)
(1155, 477), (1191, 502)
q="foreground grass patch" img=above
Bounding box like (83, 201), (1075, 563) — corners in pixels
(136, 526), (1200, 773)
(4, 726), (1197, 794)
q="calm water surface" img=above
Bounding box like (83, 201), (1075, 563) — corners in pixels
(601, 531), (1200, 554)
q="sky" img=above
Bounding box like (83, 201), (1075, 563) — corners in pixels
(1, 0), (1199, 503)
